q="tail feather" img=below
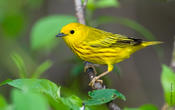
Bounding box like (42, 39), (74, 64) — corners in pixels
(141, 41), (163, 47)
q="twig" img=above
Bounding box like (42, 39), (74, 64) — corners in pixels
(107, 101), (121, 110)
(161, 103), (169, 110)
(74, 0), (86, 24)
(85, 62), (106, 89)
(74, 0), (121, 110)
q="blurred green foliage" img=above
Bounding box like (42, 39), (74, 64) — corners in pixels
(86, 0), (119, 11)
(0, 78), (126, 110)
(12, 89), (49, 110)
(124, 104), (158, 110)
(10, 52), (52, 78)
(0, 95), (7, 110)
(11, 52), (27, 78)
(0, 0), (43, 38)
(71, 64), (84, 77)
(30, 15), (77, 51)
(97, 16), (156, 41)
(8, 79), (60, 99)
(31, 60), (53, 78)
(161, 65), (175, 106)
(1, 13), (25, 37)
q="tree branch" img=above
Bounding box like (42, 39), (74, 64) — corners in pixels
(74, 0), (86, 24)
(85, 62), (106, 89)
(74, 0), (121, 109)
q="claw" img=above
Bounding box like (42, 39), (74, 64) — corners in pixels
(88, 77), (103, 87)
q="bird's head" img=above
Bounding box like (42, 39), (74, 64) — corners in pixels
(56, 23), (88, 45)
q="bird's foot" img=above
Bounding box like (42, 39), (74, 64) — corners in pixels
(88, 77), (103, 87)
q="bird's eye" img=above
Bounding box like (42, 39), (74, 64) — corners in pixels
(70, 30), (75, 34)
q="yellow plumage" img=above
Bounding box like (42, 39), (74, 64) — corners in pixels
(56, 23), (162, 86)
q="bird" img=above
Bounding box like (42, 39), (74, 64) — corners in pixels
(56, 22), (162, 87)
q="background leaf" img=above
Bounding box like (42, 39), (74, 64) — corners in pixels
(8, 79), (60, 100)
(95, 0), (119, 8)
(12, 89), (49, 110)
(0, 79), (12, 86)
(32, 60), (53, 78)
(161, 65), (175, 106)
(71, 64), (84, 77)
(60, 95), (83, 110)
(87, 0), (119, 11)
(124, 104), (158, 110)
(97, 16), (156, 41)
(11, 52), (27, 78)
(1, 13), (25, 38)
(84, 89), (125, 105)
(0, 94), (7, 110)
(30, 15), (77, 51)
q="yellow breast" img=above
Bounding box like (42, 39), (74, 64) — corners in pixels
(70, 42), (132, 65)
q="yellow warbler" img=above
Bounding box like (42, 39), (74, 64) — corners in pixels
(56, 23), (162, 86)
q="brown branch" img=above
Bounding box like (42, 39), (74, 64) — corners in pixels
(74, 0), (121, 110)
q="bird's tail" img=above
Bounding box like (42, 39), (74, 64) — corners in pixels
(141, 41), (163, 47)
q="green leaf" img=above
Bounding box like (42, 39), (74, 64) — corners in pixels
(60, 95), (83, 110)
(124, 104), (158, 110)
(11, 52), (27, 78)
(124, 108), (138, 110)
(84, 89), (125, 105)
(161, 65), (175, 106)
(97, 16), (164, 58)
(0, 95), (7, 110)
(0, 79), (12, 86)
(95, 0), (119, 8)
(97, 16), (156, 40)
(30, 15), (77, 51)
(139, 104), (158, 110)
(86, 0), (96, 11)
(45, 95), (69, 110)
(87, 0), (119, 11)
(12, 89), (49, 110)
(1, 13), (25, 37)
(32, 60), (53, 78)
(8, 79), (61, 100)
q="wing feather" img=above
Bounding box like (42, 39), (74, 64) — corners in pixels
(84, 27), (142, 48)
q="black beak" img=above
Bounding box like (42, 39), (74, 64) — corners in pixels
(56, 33), (67, 37)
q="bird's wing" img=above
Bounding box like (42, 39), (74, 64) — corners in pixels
(84, 27), (142, 48)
